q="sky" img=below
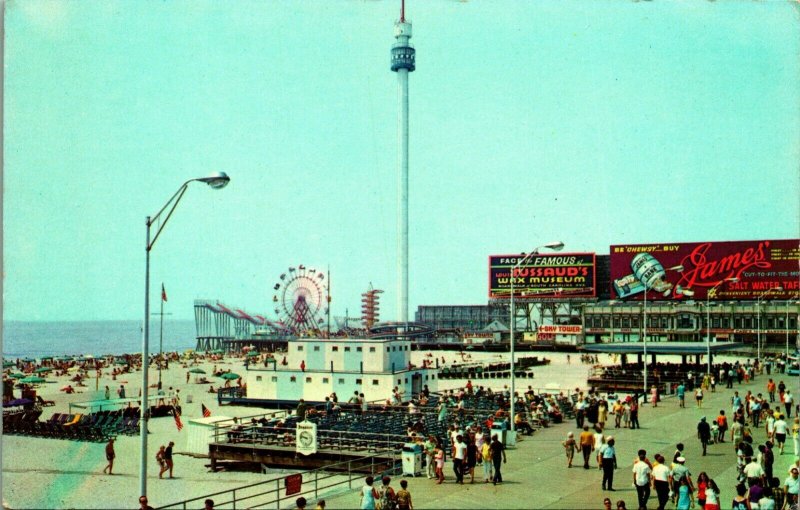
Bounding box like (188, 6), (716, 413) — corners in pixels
(4, 0), (799, 323)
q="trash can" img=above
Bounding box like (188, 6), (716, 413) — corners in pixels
(401, 443), (423, 477)
(490, 423), (507, 446)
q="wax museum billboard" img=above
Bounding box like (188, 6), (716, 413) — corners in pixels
(609, 239), (799, 301)
(489, 253), (596, 298)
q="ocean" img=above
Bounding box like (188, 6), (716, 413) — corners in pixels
(2, 319), (198, 359)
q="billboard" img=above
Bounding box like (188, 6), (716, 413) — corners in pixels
(610, 239), (799, 301)
(489, 253), (596, 298)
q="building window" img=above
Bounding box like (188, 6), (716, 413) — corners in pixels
(297, 346), (304, 352)
(345, 347), (351, 352)
(369, 347), (376, 353)
(356, 378), (363, 385)
(332, 346), (339, 352)
(405, 378), (408, 383)
(397, 379), (402, 385)
(323, 378), (329, 384)
(357, 347), (363, 352)
(338, 378), (345, 384)
(271, 376), (278, 382)
(290, 376), (297, 382)
(386, 347), (390, 352)
(314, 346), (320, 352)
(306, 377), (312, 383)
(372, 380), (380, 385)
(256, 376), (262, 381)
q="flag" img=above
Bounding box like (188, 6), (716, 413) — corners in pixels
(161, 283), (168, 302)
(174, 408), (183, 431)
(201, 404), (211, 418)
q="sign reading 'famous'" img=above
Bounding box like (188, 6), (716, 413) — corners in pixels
(489, 253), (596, 298)
(610, 239), (799, 301)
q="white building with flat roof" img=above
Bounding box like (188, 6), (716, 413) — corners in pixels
(245, 337), (438, 402)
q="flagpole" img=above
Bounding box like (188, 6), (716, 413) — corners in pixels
(159, 284), (166, 386)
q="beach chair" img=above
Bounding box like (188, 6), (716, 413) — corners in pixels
(36, 395), (55, 407)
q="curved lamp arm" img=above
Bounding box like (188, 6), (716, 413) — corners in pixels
(147, 172), (230, 251)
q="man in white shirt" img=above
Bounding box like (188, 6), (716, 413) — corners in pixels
(651, 453), (671, 510)
(774, 414), (789, 454)
(632, 449), (652, 509)
(743, 456), (765, 486)
(453, 434), (467, 484)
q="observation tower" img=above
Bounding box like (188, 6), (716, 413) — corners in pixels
(391, 0), (415, 324)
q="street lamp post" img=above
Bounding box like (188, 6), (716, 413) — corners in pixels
(509, 241), (564, 433)
(140, 172), (230, 498)
(757, 286), (783, 362)
(643, 284), (648, 394)
(642, 265), (683, 396)
(705, 278), (738, 375)
(608, 300), (617, 343)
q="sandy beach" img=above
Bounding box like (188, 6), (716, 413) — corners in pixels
(1, 349), (757, 509)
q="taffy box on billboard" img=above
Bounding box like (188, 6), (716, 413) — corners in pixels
(609, 239), (799, 301)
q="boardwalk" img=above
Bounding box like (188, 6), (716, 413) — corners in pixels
(321, 374), (798, 509)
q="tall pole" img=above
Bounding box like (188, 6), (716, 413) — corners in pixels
(786, 299), (790, 361)
(327, 267), (331, 338)
(509, 267), (516, 432)
(758, 297), (762, 362)
(391, 7), (414, 326)
(706, 293), (712, 375)
(137, 171), (230, 500)
(158, 290), (164, 386)
(140, 217), (151, 498)
(643, 284), (647, 395)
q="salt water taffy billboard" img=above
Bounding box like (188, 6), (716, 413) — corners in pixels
(609, 239), (799, 301)
(489, 253), (596, 299)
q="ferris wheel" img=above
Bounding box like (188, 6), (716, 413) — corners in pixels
(272, 265), (329, 332)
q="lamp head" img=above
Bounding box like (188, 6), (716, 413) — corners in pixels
(196, 172), (230, 190)
(532, 241), (565, 254)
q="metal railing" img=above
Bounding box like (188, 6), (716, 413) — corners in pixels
(156, 451), (402, 510)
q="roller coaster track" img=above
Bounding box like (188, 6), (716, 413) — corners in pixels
(367, 321), (434, 339)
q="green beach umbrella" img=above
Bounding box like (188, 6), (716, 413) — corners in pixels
(188, 368), (206, 374)
(3, 361), (15, 368)
(114, 359), (129, 365)
(9, 373), (26, 379)
(218, 372), (241, 380)
(247, 351), (259, 357)
(20, 376), (46, 384)
(35, 367), (53, 373)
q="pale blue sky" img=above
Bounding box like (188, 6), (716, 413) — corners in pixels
(4, 0), (799, 322)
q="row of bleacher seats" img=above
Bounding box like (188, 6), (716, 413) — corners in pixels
(219, 389), (575, 456)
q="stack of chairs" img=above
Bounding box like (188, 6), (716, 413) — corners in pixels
(4, 410), (126, 442)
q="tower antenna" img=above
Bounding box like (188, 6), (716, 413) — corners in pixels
(400, 0), (405, 22)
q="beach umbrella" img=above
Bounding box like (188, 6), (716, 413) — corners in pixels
(218, 372), (240, 380)
(114, 359), (129, 365)
(247, 351), (259, 357)
(20, 376), (46, 384)
(211, 349), (225, 354)
(40, 356), (53, 361)
(34, 367), (53, 373)
(8, 373), (25, 379)
(188, 368), (206, 374)
(3, 361), (15, 368)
